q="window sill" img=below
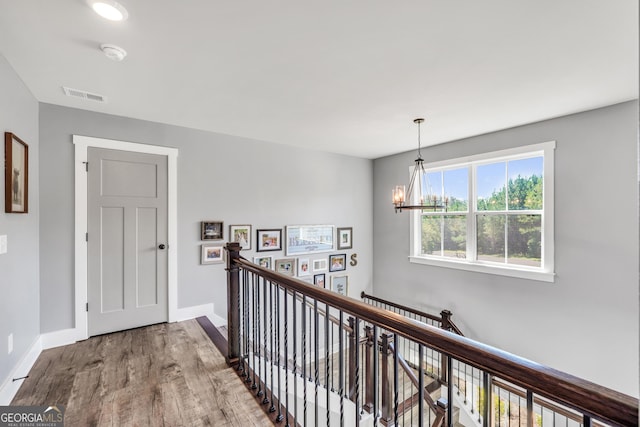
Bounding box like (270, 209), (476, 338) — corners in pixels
(409, 256), (555, 283)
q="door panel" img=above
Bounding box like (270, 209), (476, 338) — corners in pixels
(102, 159), (158, 197)
(88, 148), (168, 336)
(136, 207), (158, 307)
(101, 207), (125, 313)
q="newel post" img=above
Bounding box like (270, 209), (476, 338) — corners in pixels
(380, 333), (394, 425)
(226, 242), (241, 367)
(363, 325), (374, 413)
(440, 310), (453, 332)
(439, 310), (453, 384)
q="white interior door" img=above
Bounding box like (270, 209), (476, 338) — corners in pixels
(87, 147), (168, 336)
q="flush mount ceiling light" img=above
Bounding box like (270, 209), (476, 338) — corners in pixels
(101, 44), (127, 61)
(392, 118), (447, 213)
(87, 0), (129, 21)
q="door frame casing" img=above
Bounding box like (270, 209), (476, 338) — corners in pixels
(74, 135), (179, 340)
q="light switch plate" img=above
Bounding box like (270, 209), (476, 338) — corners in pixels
(0, 235), (6, 254)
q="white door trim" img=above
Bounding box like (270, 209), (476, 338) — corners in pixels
(73, 135), (179, 340)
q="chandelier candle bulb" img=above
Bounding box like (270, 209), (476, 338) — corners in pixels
(392, 186), (405, 205)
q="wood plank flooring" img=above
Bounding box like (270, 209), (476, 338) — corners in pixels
(11, 320), (273, 427)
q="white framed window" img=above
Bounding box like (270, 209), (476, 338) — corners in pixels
(409, 141), (555, 282)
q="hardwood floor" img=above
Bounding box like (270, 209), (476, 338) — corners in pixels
(11, 320), (273, 426)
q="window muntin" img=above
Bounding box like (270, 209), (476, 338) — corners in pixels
(425, 167), (469, 212)
(410, 142), (554, 281)
(421, 215), (467, 259)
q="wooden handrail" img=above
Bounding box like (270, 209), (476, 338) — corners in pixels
(361, 291), (464, 336)
(361, 291), (442, 323)
(229, 246), (638, 427)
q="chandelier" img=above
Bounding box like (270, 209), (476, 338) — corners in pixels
(392, 118), (447, 213)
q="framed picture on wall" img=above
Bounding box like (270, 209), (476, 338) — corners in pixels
(337, 227), (353, 250)
(274, 258), (296, 276)
(313, 258), (327, 272)
(331, 275), (348, 296)
(4, 132), (28, 214)
(329, 254), (347, 272)
(229, 224), (252, 250)
(298, 258), (310, 276)
(313, 273), (326, 288)
(201, 244), (224, 264)
(201, 221), (223, 240)
(285, 225), (334, 256)
(253, 256), (273, 269)
(256, 228), (282, 252)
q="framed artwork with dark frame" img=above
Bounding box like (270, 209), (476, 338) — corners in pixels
(256, 228), (282, 252)
(201, 221), (223, 240)
(4, 132), (28, 213)
(329, 254), (347, 272)
(201, 244), (224, 264)
(229, 224), (252, 250)
(313, 273), (326, 288)
(337, 227), (353, 250)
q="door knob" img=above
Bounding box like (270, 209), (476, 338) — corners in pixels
(158, 244), (166, 250)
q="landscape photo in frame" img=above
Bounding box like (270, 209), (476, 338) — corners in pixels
(4, 132), (28, 213)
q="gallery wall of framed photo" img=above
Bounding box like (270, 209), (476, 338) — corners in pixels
(199, 221), (358, 297)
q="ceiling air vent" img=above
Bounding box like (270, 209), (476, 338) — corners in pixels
(62, 86), (107, 103)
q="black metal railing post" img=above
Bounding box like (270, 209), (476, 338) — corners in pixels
(225, 242), (241, 366)
(347, 316), (357, 400)
(447, 355), (453, 427)
(483, 372), (492, 427)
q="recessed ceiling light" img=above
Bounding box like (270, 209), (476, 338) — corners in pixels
(87, 0), (128, 21)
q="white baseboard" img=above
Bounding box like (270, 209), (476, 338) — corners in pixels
(41, 328), (85, 350)
(0, 336), (43, 405)
(175, 303), (225, 326)
(208, 311), (226, 327)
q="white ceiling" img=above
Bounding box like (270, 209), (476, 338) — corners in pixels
(0, 1), (637, 159)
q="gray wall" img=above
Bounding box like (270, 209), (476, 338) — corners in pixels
(39, 104), (373, 332)
(372, 101), (638, 397)
(0, 56), (40, 385)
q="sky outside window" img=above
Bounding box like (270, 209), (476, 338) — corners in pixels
(443, 167), (468, 210)
(422, 156), (542, 209)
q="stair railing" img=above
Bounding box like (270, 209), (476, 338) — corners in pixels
(225, 243), (638, 427)
(361, 291), (463, 387)
(360, 292), (624, 427)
